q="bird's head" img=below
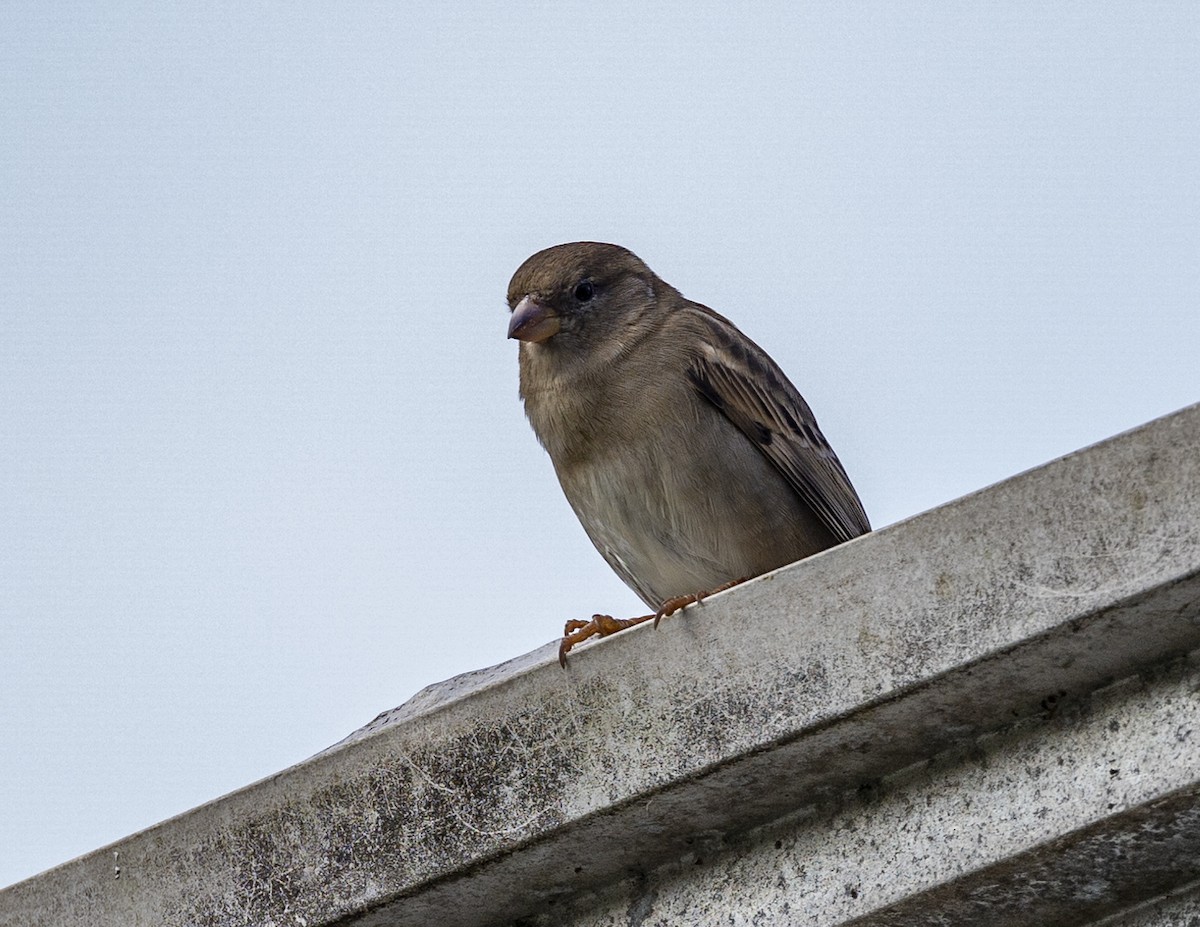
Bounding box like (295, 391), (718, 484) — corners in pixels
(506, 242), (664, 356)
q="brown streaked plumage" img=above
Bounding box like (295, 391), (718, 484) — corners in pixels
(507, 242), (869, 664)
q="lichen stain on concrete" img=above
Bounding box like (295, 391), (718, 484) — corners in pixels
(168, 704), (584, 927)
(625, 881), (657, 927)
(664, 660), (829, 767)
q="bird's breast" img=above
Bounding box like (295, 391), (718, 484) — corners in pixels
(519, 345), (833, 607)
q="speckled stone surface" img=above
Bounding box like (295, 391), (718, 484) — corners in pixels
(2, 402), (1198, 927)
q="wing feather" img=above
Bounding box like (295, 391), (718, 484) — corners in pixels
(683, 306), (871, 543)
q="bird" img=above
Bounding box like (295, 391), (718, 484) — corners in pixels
(507, 242), (870, 666)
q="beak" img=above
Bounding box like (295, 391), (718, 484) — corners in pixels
(507, 296), (561, 343)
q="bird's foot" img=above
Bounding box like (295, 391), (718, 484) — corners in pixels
(557, 578), (752, 666)
(558, 612), (655, 667)
(652, 577), (750, 628)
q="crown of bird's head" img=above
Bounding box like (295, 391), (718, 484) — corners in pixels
(507, 242), (667, 349)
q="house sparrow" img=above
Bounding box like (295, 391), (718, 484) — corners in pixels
(508, 242), (870, 665)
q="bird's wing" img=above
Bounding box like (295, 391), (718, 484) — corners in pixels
(683, 305), (871, 543)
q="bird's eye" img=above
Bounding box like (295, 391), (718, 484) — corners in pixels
(574, 280), (595, 302)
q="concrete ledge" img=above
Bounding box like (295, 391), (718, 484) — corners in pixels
(3, 402), (1199, 926)
(546, 655), (1200, 927)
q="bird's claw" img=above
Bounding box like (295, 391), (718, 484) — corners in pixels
(557, 577), (751, 666)
(558, 612), (655, 668)
(653, 593), (698, 628)
(652, 576), (751, 628)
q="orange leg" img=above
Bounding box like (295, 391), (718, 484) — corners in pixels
(558, 577), (752, 666)
(558, 612), (655, 667)
(652, 576), (750, 628)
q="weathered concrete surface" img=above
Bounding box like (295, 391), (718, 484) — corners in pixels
(539, 656), (1200, 926)
(2, 401), (1199, 927)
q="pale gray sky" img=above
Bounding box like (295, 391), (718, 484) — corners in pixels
(2, 3), (1198, 889)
